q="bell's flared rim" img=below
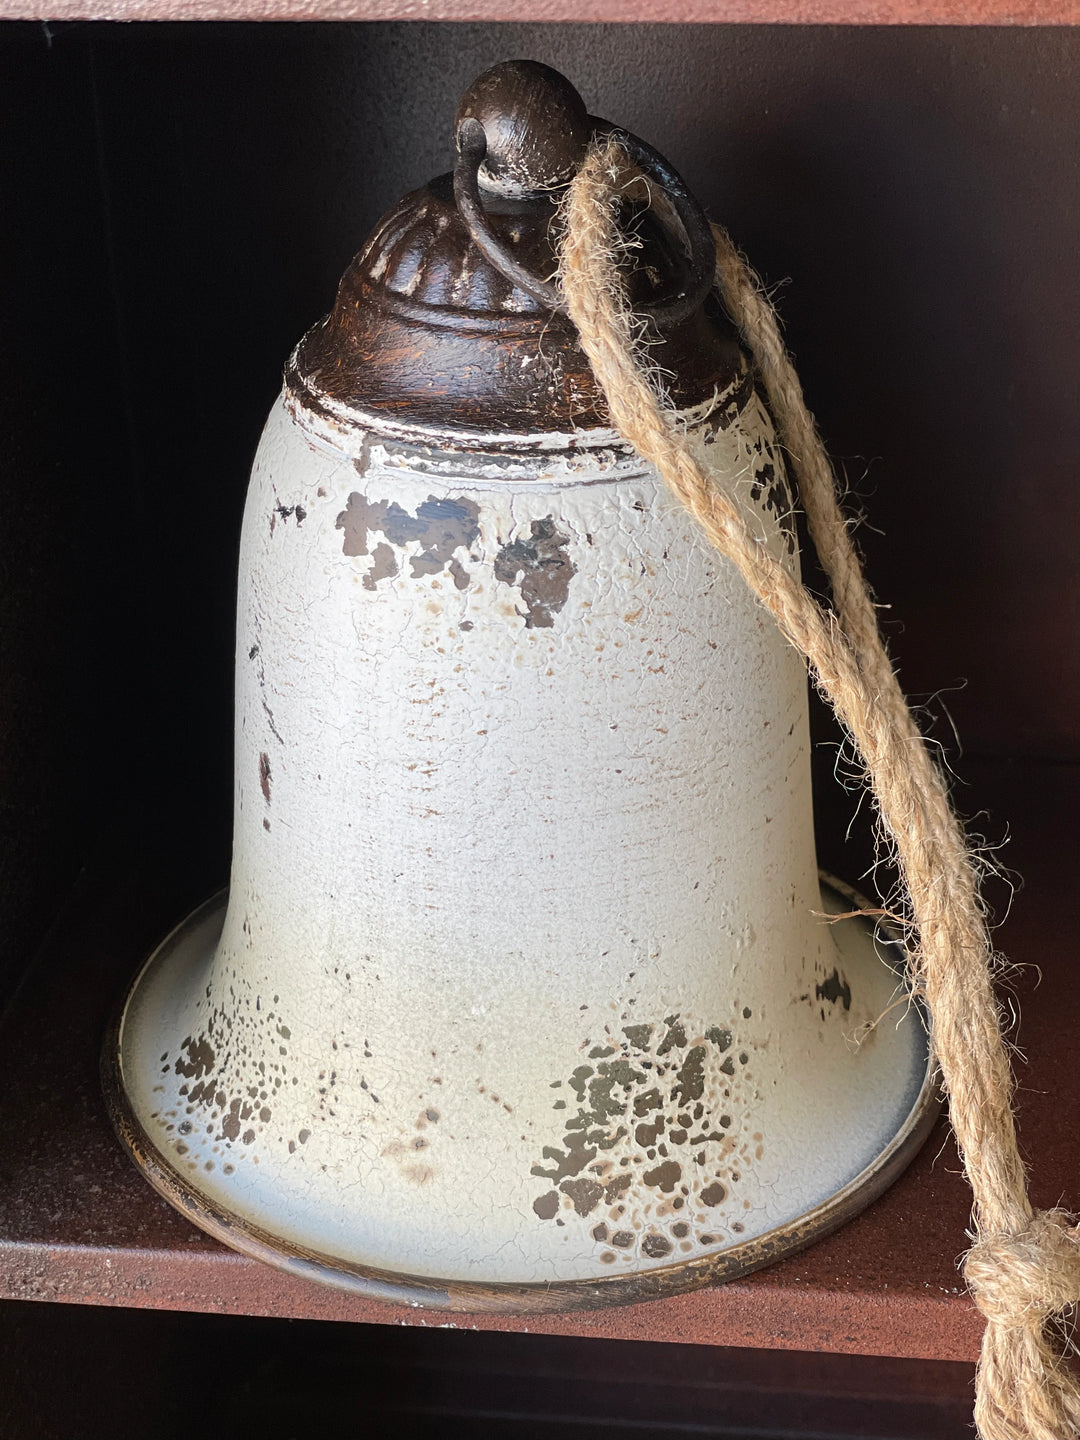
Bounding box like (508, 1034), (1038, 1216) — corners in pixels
(101, 875), (939, 1315)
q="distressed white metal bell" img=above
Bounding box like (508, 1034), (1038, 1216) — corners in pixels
(108, 62), (934, 1310)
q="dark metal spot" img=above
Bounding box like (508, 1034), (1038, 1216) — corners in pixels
(622, 1023), (653, 1051)
(560, 1177), (604, 1217)
(533, 1191), (559, 1220)
(816, 969), (852, 1011)
(642, 1160), (682, 1193)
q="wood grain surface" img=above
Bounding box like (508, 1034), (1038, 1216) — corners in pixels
(4, 0), (1080, 23)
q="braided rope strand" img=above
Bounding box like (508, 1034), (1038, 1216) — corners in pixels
(557, 134), (1080, 1440)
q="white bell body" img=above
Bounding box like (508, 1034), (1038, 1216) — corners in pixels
(121, 382), (927, 1288)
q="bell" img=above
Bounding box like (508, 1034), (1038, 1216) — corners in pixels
(106, 61), (934, 1309)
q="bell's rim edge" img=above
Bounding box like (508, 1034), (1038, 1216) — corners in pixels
(100, 877), (940, 1316)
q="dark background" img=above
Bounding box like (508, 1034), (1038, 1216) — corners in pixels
(1, 20), (1076, 1436)
(0, 1302), (976, 1438)
(4, 21), (1078, 1003)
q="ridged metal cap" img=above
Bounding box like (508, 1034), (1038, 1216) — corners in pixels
(287, 63), (745, 440)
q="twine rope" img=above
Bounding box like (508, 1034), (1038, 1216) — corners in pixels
(557, 133), (1080, 1440)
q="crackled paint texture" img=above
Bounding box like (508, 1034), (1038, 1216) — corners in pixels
(119, 385), (929, 1285)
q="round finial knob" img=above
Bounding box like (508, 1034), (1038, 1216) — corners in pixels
(455, 60), (590, 199)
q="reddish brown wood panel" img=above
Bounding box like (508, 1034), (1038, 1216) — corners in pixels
(4, 0), (1080, 20)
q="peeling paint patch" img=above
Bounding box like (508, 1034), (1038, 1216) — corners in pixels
(747, 436), (796, 556)
(816, 968), (852, 1011)
(175, 1035), (215, 1081)
(533, 1191), (560, 1221)
(562, 1177), (605, 1217)
(494, 517), (577, 629)
(336, 493), (480, 589)
(363, 541), (398, 592)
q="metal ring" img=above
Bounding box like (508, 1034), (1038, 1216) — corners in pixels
(454, 115), (716, 327)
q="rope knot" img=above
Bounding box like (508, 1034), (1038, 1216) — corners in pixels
(965, 1210), (1080, 1330)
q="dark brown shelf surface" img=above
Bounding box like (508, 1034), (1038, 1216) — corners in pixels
(4, 1), (1080, 21)
(1, 758), (1076, 1362)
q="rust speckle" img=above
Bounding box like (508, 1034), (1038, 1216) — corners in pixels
(531, 1011), (758, 1255)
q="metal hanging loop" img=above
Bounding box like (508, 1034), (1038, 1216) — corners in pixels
(454, 114), (716, 327)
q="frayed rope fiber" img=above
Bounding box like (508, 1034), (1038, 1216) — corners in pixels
(556, 133), (1080, 1440)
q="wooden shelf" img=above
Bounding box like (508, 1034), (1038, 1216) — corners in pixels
(4, 1), (1080, 23)
(2, 756), (1075, 1362)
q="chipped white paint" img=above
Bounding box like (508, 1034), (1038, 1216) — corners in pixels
(118, 382), (929, 1289)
